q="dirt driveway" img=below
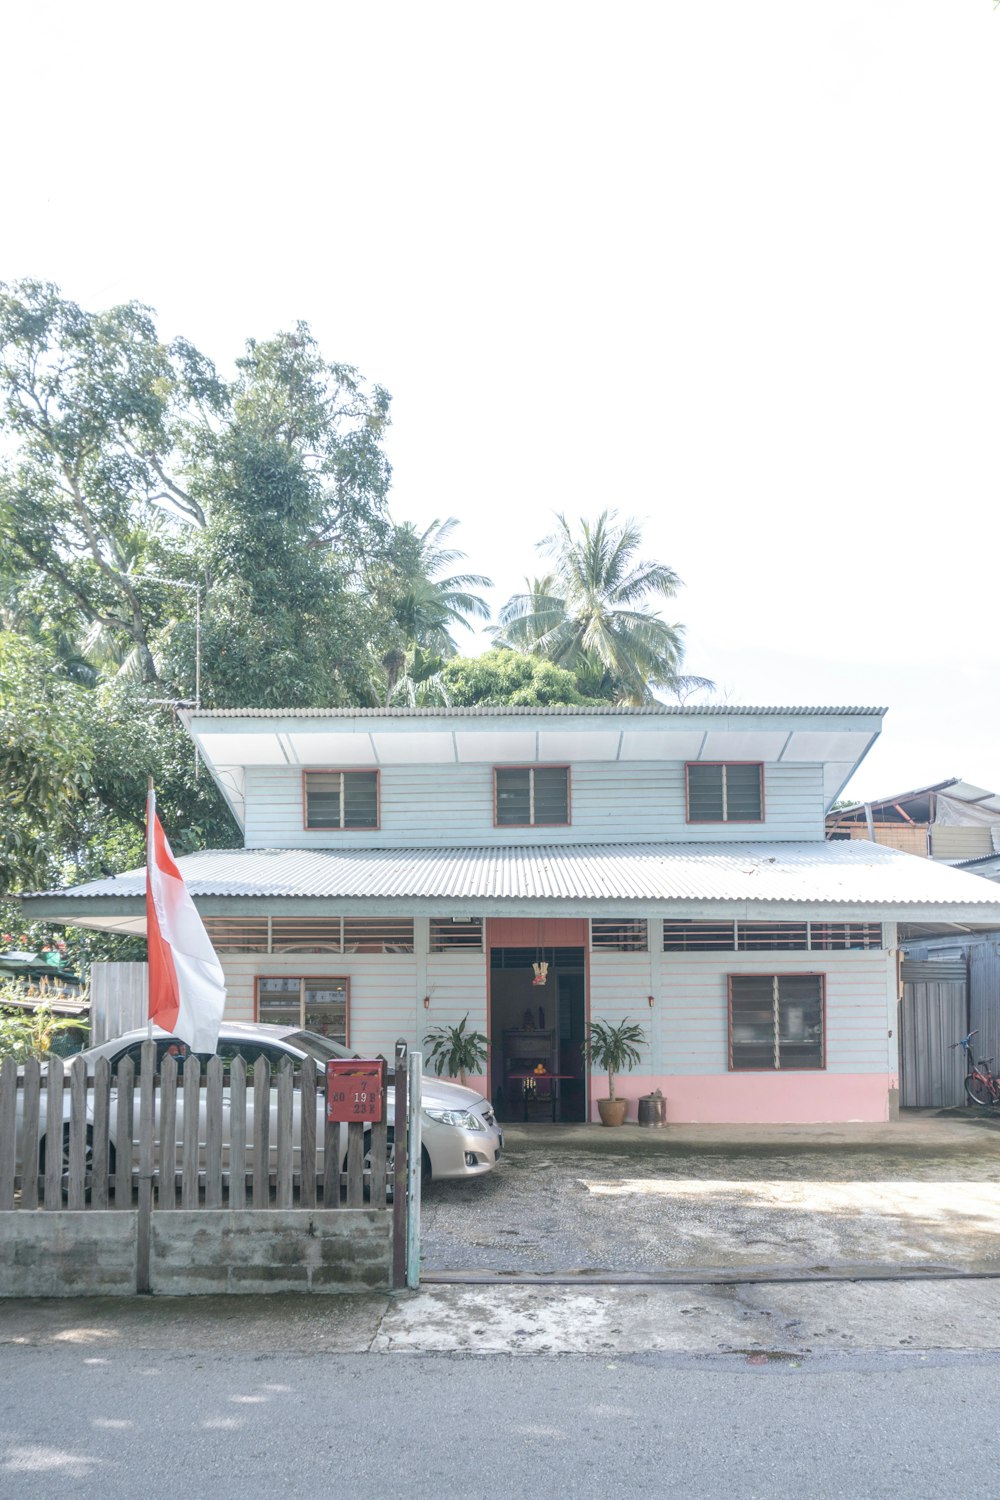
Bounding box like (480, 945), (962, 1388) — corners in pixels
(419, 1113), (1000, 1276)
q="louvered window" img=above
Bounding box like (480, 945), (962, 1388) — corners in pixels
(662, 921), (737, 952)
(729, 974), (825, 1071)
(591, 919), (649, 952)
(663, 920), (882, 953)
(810, 923), (882, 951)
(208, 916), (415, 954)
(270, 918), (343, 953)
(343, 918), (414, 953)
(304, 771), (379, 830)
(495, 766), (570, 826)
(686, 763), (763, 822)
(429, 918), (484, 952)
(201, 917), (269, 953)
(737, 922), (809, 951)
(256, 976), (348, 1043)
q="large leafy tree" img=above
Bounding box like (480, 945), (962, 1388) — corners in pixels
(0, 280), (225, 684)
(0, 287), (398, 973)
(167, 326), (394, 709)
(0, 632), (94, 891)
(495, 511), (711, 706)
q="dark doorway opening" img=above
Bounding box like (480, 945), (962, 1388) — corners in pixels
(490, 947), (587, 1122)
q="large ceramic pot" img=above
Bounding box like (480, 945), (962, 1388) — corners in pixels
(597, 1098), (628, 1127)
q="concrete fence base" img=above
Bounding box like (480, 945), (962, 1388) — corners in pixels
(0, 1210), (391, 1298)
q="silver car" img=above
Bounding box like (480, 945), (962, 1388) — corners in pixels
(19, 1023), (503, 1183)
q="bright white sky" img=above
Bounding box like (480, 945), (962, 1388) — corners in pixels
(5, 1), (999, 803)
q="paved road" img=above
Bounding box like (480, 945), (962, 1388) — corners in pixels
(2, 1339), (998, 1498)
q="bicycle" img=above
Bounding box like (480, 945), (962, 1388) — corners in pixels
(952, 1032), (1000, 1107)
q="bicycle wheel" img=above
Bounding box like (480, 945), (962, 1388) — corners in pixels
(965, 1073), (994, 1107)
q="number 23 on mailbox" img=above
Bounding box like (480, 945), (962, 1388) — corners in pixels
(326, 1058), (386, 1123)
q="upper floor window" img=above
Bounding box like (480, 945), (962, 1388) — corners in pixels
(686, 762), (763, 823)
(304, 770), (379, 830)
(494, 766), (570, 826)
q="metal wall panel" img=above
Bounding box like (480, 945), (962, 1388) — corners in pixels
(89, 962), (148, 1044)
(899, 979), (967, 1107)
(969, 941), (1000, 1072)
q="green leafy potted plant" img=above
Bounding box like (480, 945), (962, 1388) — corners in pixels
(584, 1018), (647, 1125)
(423, 1013), (489, 1086)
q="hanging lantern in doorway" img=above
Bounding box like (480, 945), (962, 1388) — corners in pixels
(532, 960), (549, 987)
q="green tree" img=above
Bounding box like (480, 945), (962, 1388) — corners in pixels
(0, 280), (224, 684)
(173, 327), (394, 708)
(440, 648), (593, 706)
(495, 511), (711, 706)
(370, 517), (492, 705)
(386, 518), (491, 655)
(0, 631), (94, 890)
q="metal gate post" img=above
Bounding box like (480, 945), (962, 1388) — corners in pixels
(391, 1040), (408, 1290)
(406, 1051), (422, 1290)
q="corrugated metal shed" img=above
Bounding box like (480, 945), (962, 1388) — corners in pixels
(27, 839), (1000, 908)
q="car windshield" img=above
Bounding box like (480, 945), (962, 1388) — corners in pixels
(286, 1030), (360, 1064)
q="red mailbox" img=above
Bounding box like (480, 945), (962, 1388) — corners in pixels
(326, 1058), (386, 1124)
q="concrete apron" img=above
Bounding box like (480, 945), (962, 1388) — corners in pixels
(7, 1281), (1000, 1356)
(420, 1113), (1000, 1279)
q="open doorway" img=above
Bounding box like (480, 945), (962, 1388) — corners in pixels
(489, 947), (587, 1122)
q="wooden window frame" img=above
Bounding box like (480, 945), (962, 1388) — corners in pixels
(727, 972), (826, 1072)
(493, 764), (572, 828)
(685, 761), (765, 825)
(254, 974), (351, 1046)
(302, 769), (381, 832)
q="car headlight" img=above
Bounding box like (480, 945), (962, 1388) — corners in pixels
(424, 1107), (485, 1131)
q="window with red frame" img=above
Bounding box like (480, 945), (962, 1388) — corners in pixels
(687, 762), (763, 822)
(495, 766), (570, 826)
(305, 771), (378, 829)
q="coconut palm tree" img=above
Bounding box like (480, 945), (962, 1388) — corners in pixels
(374, 518), (493, 705)
(388, 517), (492, 658)
(495, 511), (712, 706)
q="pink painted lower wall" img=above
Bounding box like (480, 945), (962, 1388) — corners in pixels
(591, 1073), (892, 1124)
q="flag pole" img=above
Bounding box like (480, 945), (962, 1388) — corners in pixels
(147, 776), (154, 1042)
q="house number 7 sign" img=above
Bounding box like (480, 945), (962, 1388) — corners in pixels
(326, 1059), (386, 1123)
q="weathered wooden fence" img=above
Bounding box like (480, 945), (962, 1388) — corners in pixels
(0, 1044), (389, 1212)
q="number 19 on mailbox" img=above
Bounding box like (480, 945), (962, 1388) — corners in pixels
(326, 1058), (386, 1123)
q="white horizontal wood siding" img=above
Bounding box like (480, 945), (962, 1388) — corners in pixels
(426, 950), (489, 1042)
(243, 762), (826, 848)
(656, 946), (896, 1077)
(589, 950), (658, 1084)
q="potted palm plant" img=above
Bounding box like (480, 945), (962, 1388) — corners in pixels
(423, 1013), (489, 1086)
(584, 1018), (647, 1125)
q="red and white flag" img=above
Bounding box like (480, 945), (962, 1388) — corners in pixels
(145, 787), (226, 1053)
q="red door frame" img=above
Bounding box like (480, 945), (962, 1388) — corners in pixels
(485, 918), (591, 1120)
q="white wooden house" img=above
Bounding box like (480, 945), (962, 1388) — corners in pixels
(24, 705), (1000, 1124)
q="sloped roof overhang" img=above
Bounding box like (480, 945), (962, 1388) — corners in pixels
(22, 838), (1000, 936)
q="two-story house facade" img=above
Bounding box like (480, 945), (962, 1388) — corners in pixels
(24, 705), (1000, 1124)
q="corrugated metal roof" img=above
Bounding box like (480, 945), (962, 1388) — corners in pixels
(30, 840), (1000, 908)
(184, 705), (887, 719)
(832, 778), (1000, 817)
